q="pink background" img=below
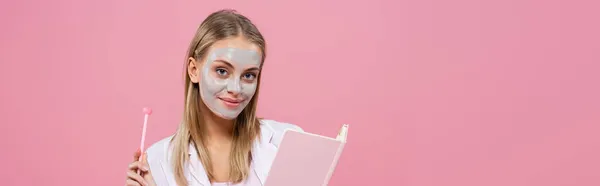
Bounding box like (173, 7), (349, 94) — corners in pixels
(1, 0), (599, 185)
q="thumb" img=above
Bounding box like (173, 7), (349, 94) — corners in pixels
(142, 153), (151, 172)
(142, 153), (148, 163)
(141, 153), (156, 185)
(133, 148), (141, 161)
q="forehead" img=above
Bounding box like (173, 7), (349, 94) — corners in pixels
(207, 36), (262, 61)
(210, 48), (261, 63)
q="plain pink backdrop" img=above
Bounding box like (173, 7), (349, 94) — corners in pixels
(1, 0), (599, 185)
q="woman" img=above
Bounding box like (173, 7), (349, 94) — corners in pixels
(125, 9), (302, 186)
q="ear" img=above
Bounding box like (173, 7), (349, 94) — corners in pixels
(188, 57), (200, 83)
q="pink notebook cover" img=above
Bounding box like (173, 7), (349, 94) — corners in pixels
(265, 125), (348, 186)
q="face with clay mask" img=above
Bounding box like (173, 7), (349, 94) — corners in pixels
(197, 43), (262, 120)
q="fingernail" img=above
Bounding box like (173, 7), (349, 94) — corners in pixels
(142, 166), (149, 171)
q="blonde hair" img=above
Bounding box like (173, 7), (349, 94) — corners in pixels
(170, 9), (266, 185)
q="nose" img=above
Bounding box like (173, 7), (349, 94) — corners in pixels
(226, 78), (242, 95)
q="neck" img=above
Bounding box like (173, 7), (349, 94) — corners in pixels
(203, 112), (235, 144)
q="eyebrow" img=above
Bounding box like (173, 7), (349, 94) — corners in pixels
(214, 60), (260, 71)
(215, 60), (234, 68)
(246, 67), (260, 71)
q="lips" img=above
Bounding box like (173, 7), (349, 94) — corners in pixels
(219, 97), (244, 108)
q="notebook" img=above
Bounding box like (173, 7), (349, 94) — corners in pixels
(265, 124), (349, 186)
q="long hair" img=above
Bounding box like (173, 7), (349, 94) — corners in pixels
(170, 9), (266, 185)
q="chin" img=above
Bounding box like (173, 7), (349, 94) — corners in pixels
(214, 110), (242, 120)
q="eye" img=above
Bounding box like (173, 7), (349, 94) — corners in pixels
(242, 72), (257, 81)
(215, 68), (228, 76)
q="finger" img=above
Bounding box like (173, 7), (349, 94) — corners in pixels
(127, 171), (148, 186)
(128, 161), (149, 172)
(142, 173), (154, 183)
(126, 179), (142, 186)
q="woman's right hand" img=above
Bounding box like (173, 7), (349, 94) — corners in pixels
(125, 149), (157, 186)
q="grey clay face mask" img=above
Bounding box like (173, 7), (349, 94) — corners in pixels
(199, 47), (261, 119)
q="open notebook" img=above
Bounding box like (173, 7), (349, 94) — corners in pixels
(265, 124), (349, 186)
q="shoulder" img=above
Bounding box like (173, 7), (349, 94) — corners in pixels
(146, 135), (173, 161)
(145, 119), (302, 156)
(144, 136), (174, 185)
(259, 119), (302, 147)
(260, 119), (303, 133)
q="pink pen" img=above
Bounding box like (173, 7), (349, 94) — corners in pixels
(137, 107), (152, 174)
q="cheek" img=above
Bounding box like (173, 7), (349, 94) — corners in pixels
(241, 83), (257, 97)
(201, 70), (227, 94)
